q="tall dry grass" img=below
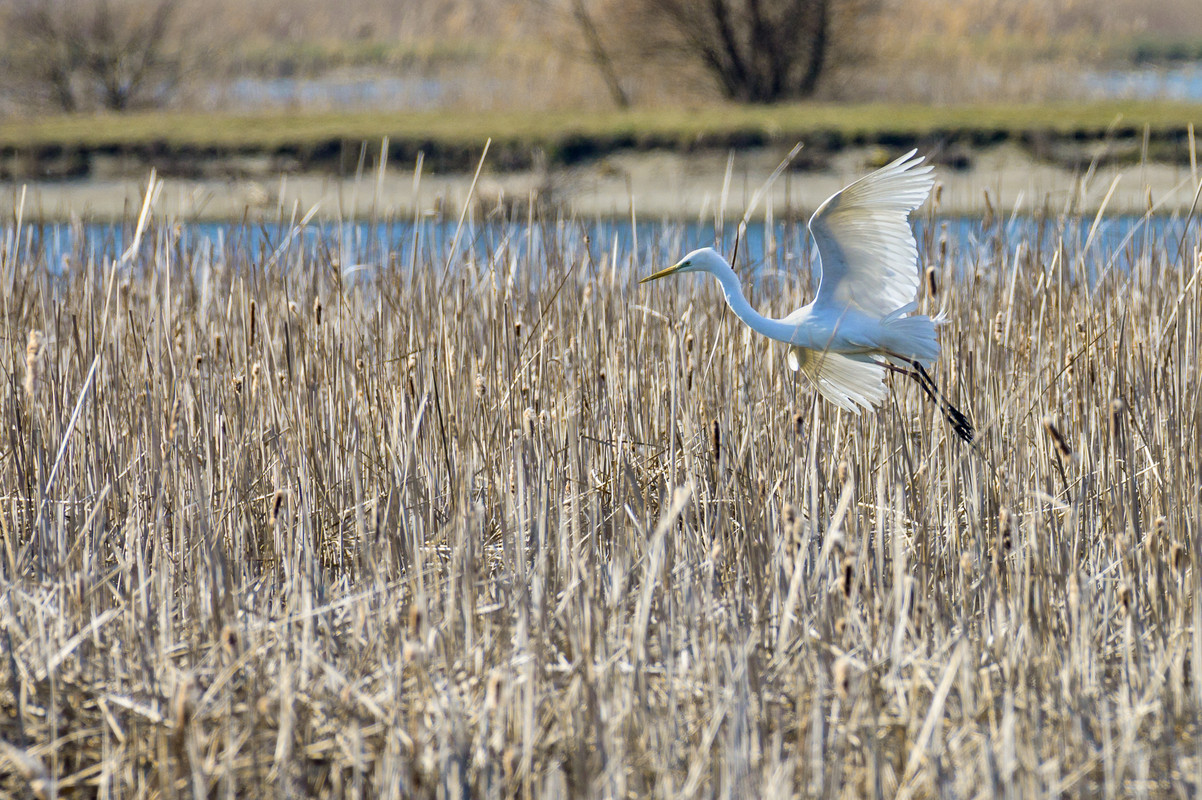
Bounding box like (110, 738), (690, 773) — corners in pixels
(1, 169), (1201, 797)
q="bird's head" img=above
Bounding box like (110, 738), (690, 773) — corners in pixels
(639, 247), (730, 284)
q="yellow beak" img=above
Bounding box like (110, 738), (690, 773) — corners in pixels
(639, 263), (684, 284)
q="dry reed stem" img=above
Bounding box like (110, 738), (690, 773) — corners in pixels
(0, 196), (1199, 798)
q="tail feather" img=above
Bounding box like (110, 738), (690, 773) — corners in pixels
(879, 309), (939, 367)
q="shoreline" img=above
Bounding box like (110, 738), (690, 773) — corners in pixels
(4, 145), (1201, 222)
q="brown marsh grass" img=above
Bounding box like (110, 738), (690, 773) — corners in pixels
(1, 171), (1201, 797)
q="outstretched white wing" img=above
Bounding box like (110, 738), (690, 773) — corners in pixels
(787, 346), (887, 413)
(808, 150), (933, 318)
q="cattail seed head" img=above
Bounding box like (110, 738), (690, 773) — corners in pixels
(474, 373), (486, 399)
(23, 329), (44, 401)
(172, 674), (196, 730)
(833, 657), (851, 700)
(793, 411), (805, 435)
(841, 555), (856, 597)
(221, 624), (240, 657)
(408, 603), (424, 638)
(313, 296), (323, 326)
(836, 460), (850, 487)
(248, 299), (257, 344)
(993, 312), (1005, 343)
(1118, 583), (1132, 612)
(685, 333), (694, 352)
(925, 265), (938, 298)
(269, 490), (285, 527)
(1146, 516), (1168, 559)
(486, 671), (504, 713)
(1171, 542), (1188, 575)
(1043, 415), (1072, 459)
(522, 406), (538, 438)
(1110, 398), (1127, 431)
(782, 503), (804, 545)
(998, 507), (1013, 554)
(711, 419), (721, 461)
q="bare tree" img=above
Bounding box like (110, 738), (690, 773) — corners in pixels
(531, 0), (634, 108)
(5, 0), (186, 112)
(630, 0), (851, 102)
(569, 0), (632, 107)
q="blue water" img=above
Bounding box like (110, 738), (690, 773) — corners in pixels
(208, 63), (1202, 112)
(215, 74), (460, 111)
(9, 214), (1199, 288)
(1084, 62), (1202, 102)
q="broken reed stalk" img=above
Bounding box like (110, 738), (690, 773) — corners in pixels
(0, 193), (1199, 798)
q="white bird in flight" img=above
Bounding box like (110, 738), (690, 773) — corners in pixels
(640, 150), (973, 443)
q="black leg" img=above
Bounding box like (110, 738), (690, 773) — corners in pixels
(885, 360), (975, 444)
(911, 360), (974, 444)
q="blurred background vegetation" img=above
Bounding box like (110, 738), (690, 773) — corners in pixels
(1, 0), (1200, 116)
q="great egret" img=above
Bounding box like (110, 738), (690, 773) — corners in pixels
(640, 150), (973, 443)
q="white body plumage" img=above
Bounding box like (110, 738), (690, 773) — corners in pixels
(641, 150), (958, 421)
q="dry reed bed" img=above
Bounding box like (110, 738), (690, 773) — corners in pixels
(0, 198), (1200, 798)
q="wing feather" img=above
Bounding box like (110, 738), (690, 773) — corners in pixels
(808, 150), (933, 318)
(787, 346), (887, 413)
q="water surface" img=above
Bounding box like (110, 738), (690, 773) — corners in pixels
(10, 214), (1199, 291)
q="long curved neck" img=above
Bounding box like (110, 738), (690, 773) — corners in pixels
(709, 266), (797, 343)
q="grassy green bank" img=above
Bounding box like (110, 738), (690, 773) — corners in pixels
(3, 101), (1202, 180)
